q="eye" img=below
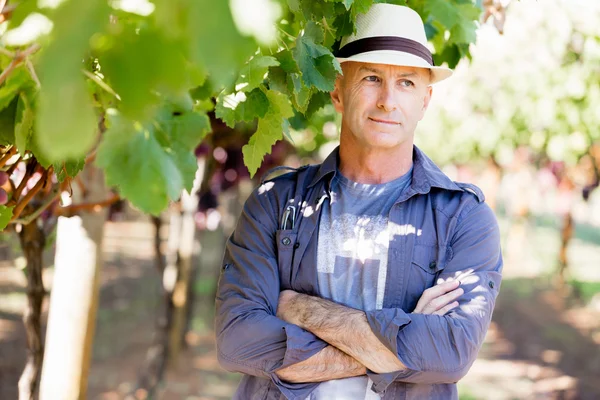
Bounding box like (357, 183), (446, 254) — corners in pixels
(400, 80), (415, 87)
(364, 75), (380, 82)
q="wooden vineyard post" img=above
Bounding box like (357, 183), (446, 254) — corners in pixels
(39, 165), (108, 400)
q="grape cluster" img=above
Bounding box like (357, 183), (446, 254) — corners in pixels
(0, 171), (9, 205)
(196, 140), (293, 213)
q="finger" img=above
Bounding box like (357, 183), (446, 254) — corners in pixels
(432, 301), (459, 316)
(429, 287), (464, 311)
(419, 287), (464, 315)
(418, 280), (460, 307)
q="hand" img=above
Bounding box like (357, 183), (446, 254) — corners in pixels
(277, 289), (300, 323)
(413, 280), (463, 315)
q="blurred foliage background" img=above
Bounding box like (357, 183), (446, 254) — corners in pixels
(0, 0), (599, 399)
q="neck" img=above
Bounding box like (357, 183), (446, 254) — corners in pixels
(338, 141), (414, 184)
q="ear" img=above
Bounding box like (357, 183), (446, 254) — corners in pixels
(419, 85), (433, 121)
(330, 76), (344, 114)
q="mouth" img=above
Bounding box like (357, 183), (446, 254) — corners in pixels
(368, 117), (400, 125)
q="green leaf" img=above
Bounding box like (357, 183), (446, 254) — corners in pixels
(0, 205), (14, 231)
(159, 109), (212, 150)
(6, 0), (41, 30)
(0, 67), (31, 113)
(274, 50), (299, 74)
(188, 0), (257, 89)
(98, 28), (188, 118)
(424, 21), (439, 40)
(242, 90), (293, 177)
(237, 56), (280, 93)
(288, 73), (313, 113)
(37, 77), (98, 161)
(288, 0), (301, 13)
(293, 32), (342, 92)
(351, 0), (374, 21)
(14, 93), (34, 155)
(36, 0), (110, 162)
(324, 0), (354, 10)
(424, 0), (461, 30)
(54, 158), (85, 183)
(433, 43), (461, 69)
(305, 90), (332, 119)
(449, 8), (479, 44)
(333, 11), (354, 38)
(374, 0), (405, 4)
(215, 88), (269, 128)
(96, 109), (192, 215)
(0, 97), (18, 146)
(305, 21), (325, 45)
(300, 0), (337, 20)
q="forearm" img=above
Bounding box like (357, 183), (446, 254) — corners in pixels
(286, 294), (406, 374)
(276, 345), (366, 383)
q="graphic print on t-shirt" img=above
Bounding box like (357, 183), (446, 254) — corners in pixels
(309, 168), (412, 400)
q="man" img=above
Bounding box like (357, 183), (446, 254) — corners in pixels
(215, 4), (502, 400)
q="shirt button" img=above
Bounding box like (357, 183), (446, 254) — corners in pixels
(429, 261), (437, 270)
(282, 237), (291, 246)
(488, 281), (495, 289)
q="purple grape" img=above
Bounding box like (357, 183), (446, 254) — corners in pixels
(0, 188), (8, 206)
(0, 171), (8, 186)
(195, 142), (211, 157)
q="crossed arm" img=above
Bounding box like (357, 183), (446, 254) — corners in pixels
(275, 280), (463, 382)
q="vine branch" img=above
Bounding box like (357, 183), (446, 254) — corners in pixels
(0, 146), (17, 168)
(56, 194), (120, 217)
(0, 43), (41, 86)
(11, 168), (50, 221)
(10, 187), (61, 225)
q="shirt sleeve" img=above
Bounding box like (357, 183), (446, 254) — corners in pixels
(215, 184), (328, 399)
(364, 200), (503, 392)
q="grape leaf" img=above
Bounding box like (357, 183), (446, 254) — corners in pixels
(54, 158), (85, 183)
(424, 0), (460, 30)
(0, 98), (18, 146)
(0, 205), (14, 231)
(274, 50), (299, 74)
(374, 0), (406, 4)
(300, 0), (337, 20)
(305, 21), (325, 44)
(242, 90), (294, 177)
(350, 0), (374, 21)
(293, 31), (342, 92)
(237, 56), (280, 93)
(305, 90), (332, 119)
(99, 28), (188, 118)
(288, 0), (301, 13)
(325, 0), (354, 11)
(96, 109), (191, 215)
(15, 93), (34, 156)
(215, 88), (269, 128)
(288, 73), (313, 113)
(333, 11), (354, 38)
(155, 103), (210, 192)
(188, 0), (257, 89)
(36, 0), (110, 162)
(449, 4), (480, 45)
(0, 67), (31, 113)
(6, 0), (41, 30)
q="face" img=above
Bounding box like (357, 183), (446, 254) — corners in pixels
(330, 62), (433, 152)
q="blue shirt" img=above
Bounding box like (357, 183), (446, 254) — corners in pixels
(215, 146), (503, 400)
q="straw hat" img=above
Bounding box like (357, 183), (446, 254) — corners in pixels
(335, 4), (453, 84)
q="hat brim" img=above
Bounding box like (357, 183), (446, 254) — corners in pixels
(336, 50), (453, 85)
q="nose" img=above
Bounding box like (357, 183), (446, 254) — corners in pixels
(376, 82), (397, 112)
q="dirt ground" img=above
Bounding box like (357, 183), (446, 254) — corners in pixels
(1, 214), (600, 400)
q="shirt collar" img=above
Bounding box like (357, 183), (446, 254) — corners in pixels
(307, 145), (462, 196)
